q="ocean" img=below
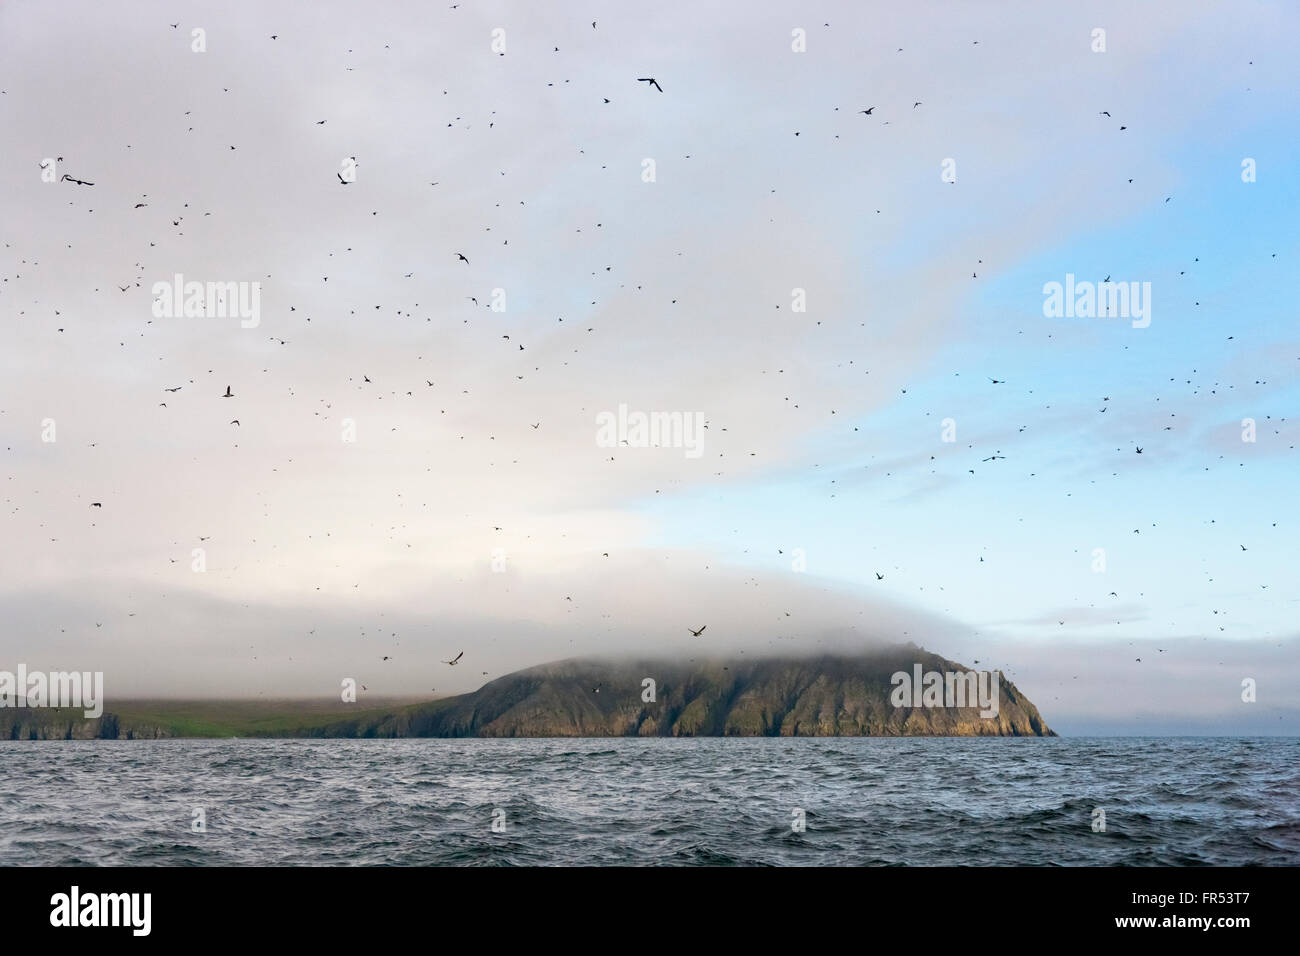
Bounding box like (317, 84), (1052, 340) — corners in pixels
(2, 737), (1296, 865)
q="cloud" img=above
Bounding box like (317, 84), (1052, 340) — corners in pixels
(0, 1), (1295, 715)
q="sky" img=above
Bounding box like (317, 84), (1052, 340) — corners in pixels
(1, 1), (1297, 734)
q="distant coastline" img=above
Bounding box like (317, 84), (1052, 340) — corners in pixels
(0, 646), (1054, 739)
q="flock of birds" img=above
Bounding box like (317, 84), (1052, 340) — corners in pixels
(1, 13), (1291, 714)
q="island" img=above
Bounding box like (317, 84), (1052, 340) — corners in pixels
(0, 645), (1054, 739)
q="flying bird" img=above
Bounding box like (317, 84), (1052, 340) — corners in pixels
(688, 626), (706, 637)
(456, 253), (469, 263)
(859, 107), (875, 115)
(443, 651), (464, 665)
(637, 77), (663, 92)
(221, 386), (233, 398)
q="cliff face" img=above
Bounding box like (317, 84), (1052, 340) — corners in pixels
(0, 707), (122, 740)
(317, 647), (1055, 738)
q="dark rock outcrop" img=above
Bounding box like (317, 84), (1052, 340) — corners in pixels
(305, 646), (1055, 738)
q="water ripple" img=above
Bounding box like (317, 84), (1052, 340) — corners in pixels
(0, 737), (1295, 865)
